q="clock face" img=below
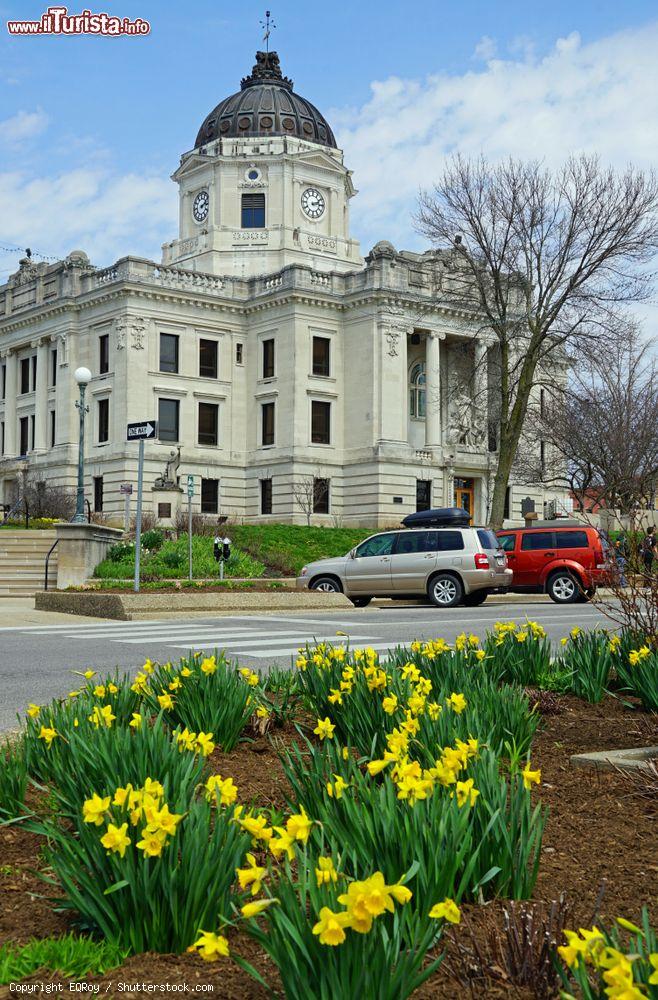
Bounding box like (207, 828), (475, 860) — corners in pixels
(192, 190), (209, 223)
(301, 187), (325, 220)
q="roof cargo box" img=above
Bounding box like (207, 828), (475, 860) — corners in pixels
(401, 507), (471, 529)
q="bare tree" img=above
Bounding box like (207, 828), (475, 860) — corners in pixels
(292, 471), (329, 526)
(22, 473), (76, 520)
(517, 324), (658, 514)
(416, 155), (658, 527)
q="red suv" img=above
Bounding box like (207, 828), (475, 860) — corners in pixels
(496, 522), (608, 604)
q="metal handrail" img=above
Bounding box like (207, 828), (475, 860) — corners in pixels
(44, 538), (59, 591)
(1, 494), (24, 525)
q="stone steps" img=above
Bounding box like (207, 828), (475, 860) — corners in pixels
(0, 530), (58, 596)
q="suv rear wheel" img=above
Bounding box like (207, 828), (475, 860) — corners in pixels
(546, 570), (580, 604)
(463, 589), (489, 607)
(428, 573), (463, 608)
(310, 576), (342, 594)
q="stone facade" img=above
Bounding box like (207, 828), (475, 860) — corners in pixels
(0, 53), (564, 528)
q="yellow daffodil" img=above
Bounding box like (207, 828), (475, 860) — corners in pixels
(180, 666), (193, 677)
(295, 656), (308, 670)
(521, 765), (541, 790)
(236, 853), (266, 896)
(255, 705), (270, 718)
(112, 784), (133, 807)
(38, 725), (57, 747)
(27, 703), (40, 718)
(100, 822), (131, 857)
(200, 656), (218, 675)
(454, 778), (479, 808)
(82, 793), (111, 826)
(143, 777), (164, 799)
(313, 717), (335, 740)
(475, 649), (487, 661)
(241, 898), (278, 919)
(157, 692), (174, 711)
(429, 898), (461, 923)
(328, 688), (343, 705)
(446, 692), (467, 714)
(195, 731), (215, 756)
(136, 828), (168, 857)
(312, 906), (351, 946)
(129, 712), (142, 729)
(93, 684), (106, 699)
(286, 808), (313, 843)
(206, 774), (238, 807)
(82, 669), (96, 680)
(168, 677), (182, 692)
(89, 704), (116, 728)
(147, 803), (183, 837)
(238, 813), (273, 843)
(315, 856), (338, 887)
(648, 953), (658, 985)
(381, 695), (398, 717)
(326, 775), (348, 799)
(269, 828), (296, 861)
(189, 930), (229, 961)
(142, 659), (155, 675)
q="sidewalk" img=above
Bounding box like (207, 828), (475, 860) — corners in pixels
(0, 596), (109, 628)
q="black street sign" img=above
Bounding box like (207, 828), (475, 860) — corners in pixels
(126, 421), (157, 441)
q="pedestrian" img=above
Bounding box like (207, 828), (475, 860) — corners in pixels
(641, 525), (656, 576)
(613, 537), (628, 587)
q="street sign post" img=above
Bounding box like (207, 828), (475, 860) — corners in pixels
(187, 475), (194, 580)
(127, 421), (156, 592)
(120, 483), (133, 534)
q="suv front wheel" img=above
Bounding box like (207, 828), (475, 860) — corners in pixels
(546, 570), (580, 604)
(428, 573), (463, 608)
(310, 576), (343, 594)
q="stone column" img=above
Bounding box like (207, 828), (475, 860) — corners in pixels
(474, 338), (489, 447)
(424, 332), (443, 448)
(2, 351), (17, 456)
(34, 339), (49, 451)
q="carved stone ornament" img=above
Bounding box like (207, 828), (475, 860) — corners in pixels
(115, 316), (147, 350)
(447, 382), (483, 447)
(385, 329), (401, 357)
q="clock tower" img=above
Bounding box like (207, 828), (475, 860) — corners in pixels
(162, 51), (362, 278)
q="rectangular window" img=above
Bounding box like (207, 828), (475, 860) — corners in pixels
(158, 398), (180, 442)
(199, 339), (218, 379)
(540, 440), (546, 474)
(31, 355), (37, 392)
(261, 401), (275, 446)
(504, 486), (511, 520)
(235, 343), (243, 365)
(198, 402), (219, 446)
(260, 478), (272, 515)
(1, 422), (4, 456)
(416, 479), (431, 512)
(49, 410), (56, 448)
(312, 336), (330, 377)
(311, 400), (331, 444)
(158, 503), (172, 519)
(521, 531), (556, 551)
(30, 414), (35, 451)
(201, 478), (219, 514)
(262, 338), (275, 379)
(99, 334), (110, 374)
(435, 530), (465, 552)
(555, 530), (589, 549)
(159, 333), (179, 374)
(313, 478), (330, 514)
(93, 476), (103, 513)
(20, 358), (30, 394)
(50, 349), (57, 387)
(97, 398), (109, 443)
(241, 192), (265, 228)
(1, 363), (6, 399)
(19, 416), (29, 456)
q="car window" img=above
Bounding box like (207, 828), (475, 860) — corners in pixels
(393, 531), (436, 555)
(555, 530), (589, 549)
(477, 529), (499, 550)
(435, 530), (465, 552)
(354, 533), (397, 558)
(498, 534), (516, 552)
(520, 531), (556, 551)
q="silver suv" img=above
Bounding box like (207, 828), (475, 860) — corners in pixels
(296, 523), (512, 608)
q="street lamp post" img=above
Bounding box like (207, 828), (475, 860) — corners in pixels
(72, 366), (92, 524)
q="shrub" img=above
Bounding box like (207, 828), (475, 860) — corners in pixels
(39, 785), (250, 954)
(558, 628), (614, 702)
(141, 528), (164, 551)
(557, 908), (658, 998)
(614, 643), (658, 711)
(106, 542), (134, 563)
(482, 622), (555, 687)
(240, 845), (443, 1000)
(141, 655), (256, 752)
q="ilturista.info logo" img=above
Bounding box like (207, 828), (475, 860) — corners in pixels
(7, 6), (150, 35)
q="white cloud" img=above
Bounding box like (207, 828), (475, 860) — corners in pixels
(0, 108), (48, 145)
(0, 167), (176, 266)
(334, 22), (658, 251)
(473, 35), (497, 62)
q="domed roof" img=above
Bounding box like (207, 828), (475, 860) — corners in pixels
(194, 51), (337, 151)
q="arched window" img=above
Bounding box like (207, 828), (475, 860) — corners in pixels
(409, 362), (426, 418)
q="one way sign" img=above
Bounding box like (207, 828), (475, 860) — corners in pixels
(126, 421), (157, 441)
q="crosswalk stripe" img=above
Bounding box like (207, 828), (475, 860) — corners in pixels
(174, 641), (398, 659)
(170, 638), (392, 654)
(63, 626), (259, 641)
(114, 630), (376, 646)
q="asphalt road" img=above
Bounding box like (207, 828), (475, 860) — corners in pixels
(0, 599), (615, 731)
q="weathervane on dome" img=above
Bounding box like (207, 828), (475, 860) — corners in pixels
(260, 10), (276, 53)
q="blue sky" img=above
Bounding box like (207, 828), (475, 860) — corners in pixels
(1, 0), (658, 272)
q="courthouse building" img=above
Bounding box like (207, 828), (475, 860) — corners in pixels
(0, 51), (562, 527)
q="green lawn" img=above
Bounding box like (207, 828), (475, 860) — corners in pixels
(228, 524), (374, 576)
(93, 534), (265, 581)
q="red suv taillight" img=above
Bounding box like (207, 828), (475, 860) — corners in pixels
(474, 553), (490, 570)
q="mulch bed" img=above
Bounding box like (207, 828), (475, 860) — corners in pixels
(1, 696), (656, 998)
